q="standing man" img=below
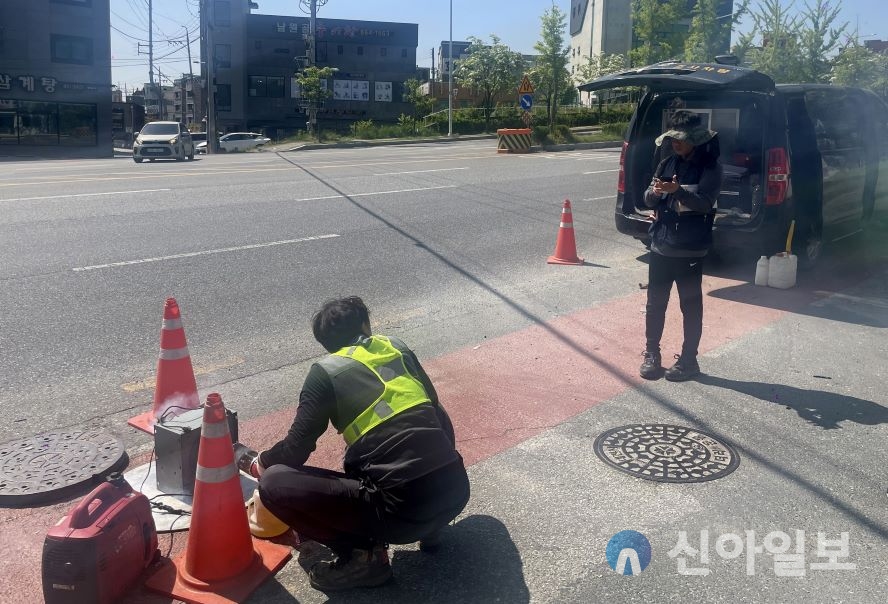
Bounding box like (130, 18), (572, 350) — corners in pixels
(251, 296), (470, 591)
(639, 111), (722, 381)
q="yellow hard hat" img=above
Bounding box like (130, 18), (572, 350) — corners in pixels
(246, 488), (289, 538)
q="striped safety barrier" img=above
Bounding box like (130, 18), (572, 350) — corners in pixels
(496, 128), (532, 153)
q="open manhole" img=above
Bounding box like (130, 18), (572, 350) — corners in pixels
(594, 424), (739, 483)
(0, 429), (128, 507)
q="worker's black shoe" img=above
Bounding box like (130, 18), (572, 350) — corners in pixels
(639, 351), (663, 380)
(419, 529), (442, 553)
(665, 354), (700, 382)
(309, 545), (392, 591)
(296, 539), (334, 571)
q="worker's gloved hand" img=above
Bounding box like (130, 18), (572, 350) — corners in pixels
(233, 442), (260, 476)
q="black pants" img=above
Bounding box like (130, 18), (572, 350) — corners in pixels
(258, 461), (470, 556)
(645, 252), (704, 358)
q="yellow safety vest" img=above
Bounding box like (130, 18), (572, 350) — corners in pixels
(317, 335), (430, 446)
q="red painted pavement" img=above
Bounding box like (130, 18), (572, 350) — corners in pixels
(2, 260), (879, 603)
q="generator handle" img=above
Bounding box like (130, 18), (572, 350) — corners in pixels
(69, 482), (118, 529)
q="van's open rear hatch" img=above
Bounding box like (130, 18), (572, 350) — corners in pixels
(578, 61), (776, 94)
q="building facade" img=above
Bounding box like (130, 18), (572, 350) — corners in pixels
(0, 0), (112, 157)
(206, 1), (419, 136)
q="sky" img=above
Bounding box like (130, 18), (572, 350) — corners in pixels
(110, 0), (888, 93)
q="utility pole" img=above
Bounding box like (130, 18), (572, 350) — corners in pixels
(184, 26), (193, 126)
(448, 0), (453, 137)
(201, 0), (217, 153)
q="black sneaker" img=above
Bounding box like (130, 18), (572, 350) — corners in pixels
(639, 351), (663, 380)
(665, 354), (700, 382)
(309, 545), (392, 591)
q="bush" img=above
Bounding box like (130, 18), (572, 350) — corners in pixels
(601, 121), (629, 139)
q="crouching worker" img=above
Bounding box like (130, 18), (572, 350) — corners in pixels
(249, 296), (470, 592)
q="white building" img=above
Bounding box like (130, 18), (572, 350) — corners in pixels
(569, 0), (632, 104)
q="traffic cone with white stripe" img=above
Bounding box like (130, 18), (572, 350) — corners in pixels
(547, 199), (584, 265)
(145, 393), (291, 603)
(128, 297), (200, 434)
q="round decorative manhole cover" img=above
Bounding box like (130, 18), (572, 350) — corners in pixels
(0, 429), (128, 507)
(594, 424), (739, 483)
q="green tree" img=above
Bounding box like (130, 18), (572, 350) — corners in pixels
(532, 5), (570, 130)
(684, 0), (751, 62)
(295, 65), (336, 141)
(454, 35), (525, 132)
(742, 0), (804, 83)
(797, 0), (847, 83)
(402, 78), (436, 134)
(631, 0), (688, 66)
(575, 53), (628, 112)
(830, 42), (888, 99)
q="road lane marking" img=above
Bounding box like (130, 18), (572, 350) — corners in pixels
(373, 167), (469, 176)
(0, 189), (171, 202)
(310, 154), (491, 169)
(72, 234), (340, 272)
(583, 169), (620, 175)
(122, 357), (246, 393)
(294, 184), (457, 202)
(581, 195), (615, 201)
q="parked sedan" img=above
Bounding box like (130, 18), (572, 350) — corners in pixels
(218, 132), (271, 152)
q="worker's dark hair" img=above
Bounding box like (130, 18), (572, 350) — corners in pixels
(668, 110), (702, 131)
(312, 296), (371, 352)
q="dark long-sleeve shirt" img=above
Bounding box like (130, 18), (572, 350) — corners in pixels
(259, 345), (460, 491)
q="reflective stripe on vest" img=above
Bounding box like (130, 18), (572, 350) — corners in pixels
(322, 335), (430, 446)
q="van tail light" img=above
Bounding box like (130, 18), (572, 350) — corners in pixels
(766, 147), (789, 205)
(617, 141), (628, 193)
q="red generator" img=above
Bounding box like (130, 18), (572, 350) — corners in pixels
(42, 473), (159, 604)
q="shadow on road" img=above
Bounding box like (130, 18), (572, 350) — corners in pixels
(250, 515), (528, 604)
(696, 374), (888, 430)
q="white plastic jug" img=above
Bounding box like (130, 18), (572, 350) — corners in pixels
(768, 253), (797, 289)
(754, 255), (769, 286)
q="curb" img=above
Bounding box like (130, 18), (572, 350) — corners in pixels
(273, 136), (622, 154)
(273, 133), (497, 153)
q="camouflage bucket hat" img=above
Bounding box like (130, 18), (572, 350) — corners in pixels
(655, 125), (717, 147)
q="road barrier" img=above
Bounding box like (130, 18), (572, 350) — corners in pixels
(496, 128), (532, 153)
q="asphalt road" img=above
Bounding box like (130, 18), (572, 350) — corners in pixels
(0, 141), (630, 447)
(2, 142), (887, 603)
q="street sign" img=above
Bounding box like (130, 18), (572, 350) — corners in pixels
(518, 74), (534, 94)
(519, 94), (533, 111)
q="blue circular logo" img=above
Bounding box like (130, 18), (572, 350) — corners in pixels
(606, 530), (652, 575)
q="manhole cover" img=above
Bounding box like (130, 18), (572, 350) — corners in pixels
(594, 424), (739, 483)
(0, 429), (128, 507)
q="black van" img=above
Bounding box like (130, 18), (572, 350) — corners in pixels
(579, 61), (888, 267)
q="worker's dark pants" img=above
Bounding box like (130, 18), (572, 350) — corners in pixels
(645, 252), (705, 359)
(259, 461), (469, 556)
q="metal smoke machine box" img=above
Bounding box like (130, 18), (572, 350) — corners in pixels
(154, 407), (238, 495)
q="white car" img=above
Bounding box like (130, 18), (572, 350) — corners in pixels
(132, 121), (194, 163)
(218, 132), (271, 152)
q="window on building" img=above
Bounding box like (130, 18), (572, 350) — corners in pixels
(274, 47), (290, 54)
(216, 84), (232, 111)
(50, 0), (92, 6)
(316, 42), (328, 62)
(255, 40), (262, 50)
(337, 45), (343, 55)
(357, 46), (364, 56)
(248, 76), (267, 97)
(50, 34), (93, 65)
(214, 44), (231, 68)
(214, 1), (231, 27)
(17, 101), (58, 145)
(380, 47), (387, 57)
(401, 48), (408, 59)
(267, 77), (284, 98)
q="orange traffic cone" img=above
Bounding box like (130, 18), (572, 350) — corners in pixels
(145, 393), (291, 603)
(547, 199), (584, 265)
(128, 297), (200, 434)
